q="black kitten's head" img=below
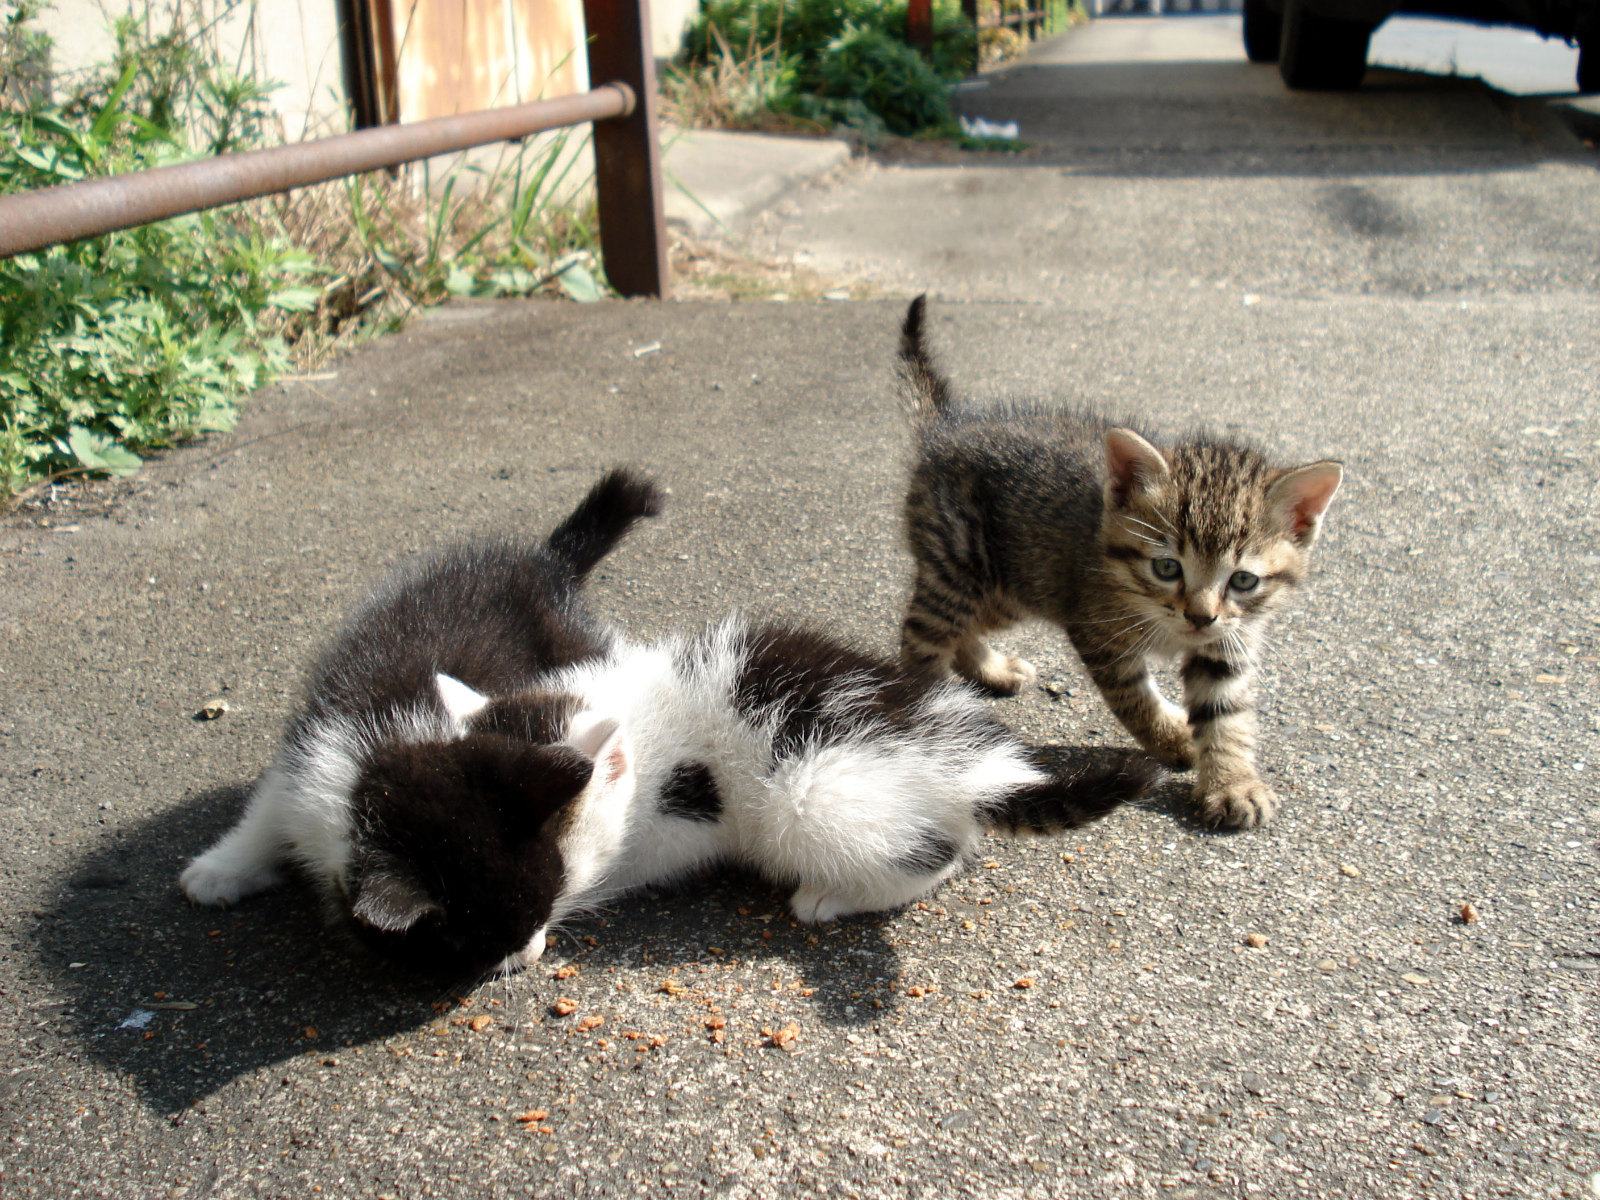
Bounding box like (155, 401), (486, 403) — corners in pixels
(342, 733), (589, 977)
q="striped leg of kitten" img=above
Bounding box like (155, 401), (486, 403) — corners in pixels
(1078, 651), (1196, 770)
(900, 572), (1035, 695)
(1180, 649), (1276, 829)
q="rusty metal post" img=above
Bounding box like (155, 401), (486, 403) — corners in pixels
(907, 0), (934, 57)
(582, 0), (669, 299)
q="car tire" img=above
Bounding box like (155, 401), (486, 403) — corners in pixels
(1244, 0), (1283, 63)
(1278, 0), (1374, 90)
(1579, 40), (1598, 93)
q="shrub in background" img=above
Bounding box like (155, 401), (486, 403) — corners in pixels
(673, 0), (975, 136)
(0, 44), (320, 497)
(0, 2), (603, 502)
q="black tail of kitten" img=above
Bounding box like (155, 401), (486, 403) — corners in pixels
(897, 295), (955, 418)
(987, 753), (1167, 835)
(546, 468), (665, 580)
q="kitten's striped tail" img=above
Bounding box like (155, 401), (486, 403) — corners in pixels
(986, 752), (1166, 835)
(897, 295), (955, 418)
(545, 468), (665, 581)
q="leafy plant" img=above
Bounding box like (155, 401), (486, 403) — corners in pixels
(815, 25), (950, 135)
(0, 81), (320, 497)
(660, 21), (814, 133)
(343, 127), (607, 310)
(668, 0), (1085, 136)
(0, 3), (607, 502)
(671, 0), (973, 136)
(0, 1), (51, 111)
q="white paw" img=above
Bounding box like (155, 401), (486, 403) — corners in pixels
(980, 656), (1033, 698)
(179, 856), (282, 906)
(790, 888), (850, 925)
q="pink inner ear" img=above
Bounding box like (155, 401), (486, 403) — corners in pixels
(1272, 463), (1343, 537)
(601, 740), (629, 785)
(1104, 429), (1168, 506)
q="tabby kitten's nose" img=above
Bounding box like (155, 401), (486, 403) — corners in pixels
(1186, 612), (1217, 630)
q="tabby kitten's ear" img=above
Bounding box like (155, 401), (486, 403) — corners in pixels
(1104, 428), (1170, 508)
(1265, 461), (1344, 547)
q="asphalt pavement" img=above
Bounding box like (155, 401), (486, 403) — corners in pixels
(1, 17), (1597, 1200)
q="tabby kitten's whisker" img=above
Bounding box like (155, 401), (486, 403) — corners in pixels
(895, 296), (1343, 831)
(1120, 515), (1176, 544)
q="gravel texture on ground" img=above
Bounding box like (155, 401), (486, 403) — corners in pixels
(2, 295), (1595, 1199)
(2, 18), (1597, 1200)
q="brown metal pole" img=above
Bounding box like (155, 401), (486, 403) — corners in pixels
(336, 0), (381, 130)
(371, 0), (401, 124)
(0, 86), (634, 260)
(962, 0), (981, 74)
(582, 0), (669, 299)
(907, 0), (934, 57)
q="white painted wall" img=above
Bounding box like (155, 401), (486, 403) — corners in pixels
(34, 1), (347, 140)
(651, 0), (698, 59)
(30, 0), (696, 136)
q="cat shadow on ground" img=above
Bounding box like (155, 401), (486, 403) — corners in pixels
(35, 783), (905, 1112)
(1030, 742), (1220, 832)
(1062, 743), (1300, 838)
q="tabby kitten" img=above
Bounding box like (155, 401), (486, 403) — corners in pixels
(895, 297), (1343, 829)
(181, 468), (1163, 977)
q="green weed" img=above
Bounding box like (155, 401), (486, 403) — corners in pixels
(0, 3), (604, 503)
(667, 0), (1077, 139)
(0, 67), (319, 497)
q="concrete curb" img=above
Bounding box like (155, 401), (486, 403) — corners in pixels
(661, 126), (852, 237)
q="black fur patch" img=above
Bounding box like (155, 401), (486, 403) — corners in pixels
(1181, 655), (1238, 684)
(545, 468), (664, 579)
(893, 831), (962, 876)
(657, 761), (722, 822)
(987, 752), (1165, 834)
(1188, 698), (1248, 726)
(343, 734), (588, 976)
(294, 471), (661, 739)
(730, 623), (936, 759)
(470, 691), (582, 745)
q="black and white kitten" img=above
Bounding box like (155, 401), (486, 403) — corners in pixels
(181, 470), (1163, 976)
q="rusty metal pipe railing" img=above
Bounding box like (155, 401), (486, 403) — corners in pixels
(0, 83), (635, 260)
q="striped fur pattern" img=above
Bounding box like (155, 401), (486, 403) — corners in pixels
(897, 297), (1342, 829)
(181, 469), (1163, 978)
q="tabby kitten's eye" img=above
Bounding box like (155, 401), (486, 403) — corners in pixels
(1230, 570), (1260, 591)
(1151, 558), (1182, 581)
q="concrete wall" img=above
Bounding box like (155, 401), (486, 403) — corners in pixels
(31, 0), (694, 135)
(34, 0), (347, 140)
(651, 0), (698, 59)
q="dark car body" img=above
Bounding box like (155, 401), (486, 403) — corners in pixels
(1244, 0), (1598, 90)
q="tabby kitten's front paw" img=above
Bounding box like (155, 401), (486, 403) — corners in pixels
(955, 644), (1037, 697)
(1193, 778), (1279, 830)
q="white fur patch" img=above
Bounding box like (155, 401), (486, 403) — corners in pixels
(435, 673), (489, 726)
(179, 703), (455, 907)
